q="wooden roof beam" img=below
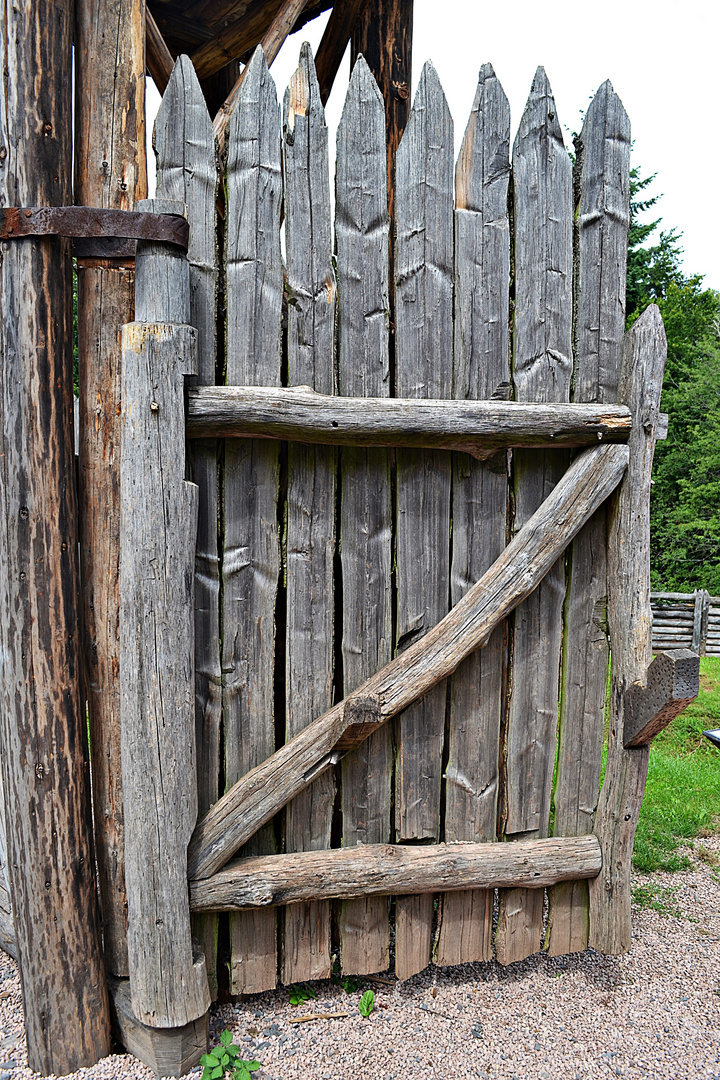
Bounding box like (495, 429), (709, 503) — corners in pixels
(212, 0), (308, 153)
(147, 8), (175, 93)
(315, 0), (366, 104)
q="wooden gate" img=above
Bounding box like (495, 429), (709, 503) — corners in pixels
(113, 42), (697, 1047)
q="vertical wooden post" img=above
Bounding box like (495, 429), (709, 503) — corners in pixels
(393, 61), (453, 981)
(547, 80), (631, 956)
(0, 0), (112, 1071)
(351, 0), (414, 224)
(590, 305), (666, 953)
(435, 63), (511, 969)
(74, 0), (147, 977)
(120, 198), (211, 1028)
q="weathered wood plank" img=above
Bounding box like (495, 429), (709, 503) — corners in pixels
(120, 215), (210, 1027)
(190, 836), (602, 909)
(336, 54), (392, 976)
(154, 55), (222, 1001)
(548, 79), (631, 958)
(496, 67), (573, 967)
(589, 305), (666, 953)
(188, 443), (629, 881)
(109, 977), (208, 1078)
(75, 0), (147, 979)
(223, 46), (283, 995)
(0, 0), (112, 1070)
(436, 61), (511, 970)
(187, 387), (632, 450)
(393, 60), (453, 981)
(282, 44), (337, 985)
(0, 767), (17, 961)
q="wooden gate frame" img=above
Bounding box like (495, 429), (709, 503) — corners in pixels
(117, 205), (699, 1041)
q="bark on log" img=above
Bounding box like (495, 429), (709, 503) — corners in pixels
(190, 837), (602, 910)
(75, 0), (147, 978)
(188, 442), (629, 881)
(0, 0), (112, 1070)
(589, 305), (667, 954)
(186, 386), (631, 453)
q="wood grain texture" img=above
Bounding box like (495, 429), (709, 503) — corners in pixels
(548, 79), (631, 958)
(351, 0), (413, 224)
(75, 0), (147, 978)
(0, 0), (112, 1070)
(109, 977), (208, 1078)
(223, 46), (283, 995)
(282, 44), (337, 985)
(187, 387), (632, 451)
(120, 305), (210, 1025)
(393, 60), (453, 980)
(191, 836), (602, 909)
(188, 444), (629, 881)
(623, 648), (699, 747)
(589, 305), (666, 954)
(336, 55), (392, 976)
(436, 62), (510, 969)
(0, 767), (17, 961)
(154, 56), (222, 1000)
(496, 67), (573, 967)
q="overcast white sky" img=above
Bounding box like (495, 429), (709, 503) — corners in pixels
(148, 0), (719, 290)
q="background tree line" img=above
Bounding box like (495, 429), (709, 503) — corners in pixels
(626, 169), (720, 594)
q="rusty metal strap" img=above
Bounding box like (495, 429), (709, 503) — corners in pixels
(0, 206), (188, 257)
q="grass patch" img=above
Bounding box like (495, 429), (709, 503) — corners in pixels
(633, 657), (720, 872)
(631, 881), (683, 918)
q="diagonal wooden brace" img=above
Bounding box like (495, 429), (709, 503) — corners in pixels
(623, 648), (699, 748)
(188, 441), (629, 881)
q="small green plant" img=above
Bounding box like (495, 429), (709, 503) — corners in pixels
(358, 989), (375, 1018)
(200, 1030), (260, 1080)
(342, 976), (359, 994)
(289, 982), (316, 1006)
(631, 880), (682, 918)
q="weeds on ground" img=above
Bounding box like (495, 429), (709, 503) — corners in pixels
(634, 657), (720, 872)
(200, 1030), (260, 1080)
(289, 983), (316, 1006)
(358, 989), (375, 1018)
(631, 881), (683, 918)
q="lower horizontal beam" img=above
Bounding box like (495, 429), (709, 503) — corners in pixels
(189, 836), (602, 911)
(186, 385), (632, 457)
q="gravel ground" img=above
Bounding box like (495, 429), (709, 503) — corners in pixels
(1, 837), (719, 1080)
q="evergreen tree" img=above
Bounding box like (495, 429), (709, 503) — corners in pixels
(627, 169), (720, 592)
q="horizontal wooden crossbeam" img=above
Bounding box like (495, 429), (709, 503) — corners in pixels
(186, 385), (632, 457)
(623, 648), (699, 747)
(189, 836), (602, 910)
(187, 442), (629, 881)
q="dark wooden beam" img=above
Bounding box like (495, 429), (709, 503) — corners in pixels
(351, 0), (414, 222)
(0, 0), (112, 1070)
(623, 648), (699, 748)
(315, 0), (366, 104)
(147, 8), (175, 92)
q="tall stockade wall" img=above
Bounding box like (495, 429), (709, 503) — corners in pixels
(0, 13), (699, 1079)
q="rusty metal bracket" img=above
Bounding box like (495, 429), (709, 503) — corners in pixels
(0, 206), (189, 258)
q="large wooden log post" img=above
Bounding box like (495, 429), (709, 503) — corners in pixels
(589, 305), (667, 953)
(75, 0), (147, 977)
(119, 199), (211, 1029)
(0, 0), (112, 1071)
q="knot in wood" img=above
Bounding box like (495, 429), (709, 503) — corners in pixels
(150, 400), (160, 413)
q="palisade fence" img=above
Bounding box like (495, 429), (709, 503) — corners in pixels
(651, 592), (720, 656)
(0, 32), (702, 1080)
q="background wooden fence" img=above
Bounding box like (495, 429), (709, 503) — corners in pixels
(651, 591), (720, 656)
